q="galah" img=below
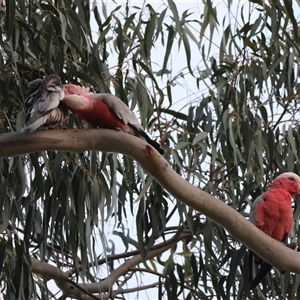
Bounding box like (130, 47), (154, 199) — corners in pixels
(21, 74), (68, 132)
(249, 172), (300, 289)
(63, 84), (164, 154)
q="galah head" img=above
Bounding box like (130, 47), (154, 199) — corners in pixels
(24, 74), (64, 118)
(64, 84), (90, 96)
(43, 74), (64, 92)
(270, 172), (300, 195)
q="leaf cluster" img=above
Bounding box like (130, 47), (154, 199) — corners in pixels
(1, 0), (300, 299)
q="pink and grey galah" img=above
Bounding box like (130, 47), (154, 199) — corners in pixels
(249, 172), (300, 289)
(63, 84), (164, 154)
(22, 74), (68, 132)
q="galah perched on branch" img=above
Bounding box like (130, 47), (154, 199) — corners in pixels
(63, 84), (164, 155)
(249, 172), (300, 290)
(21, 74), (68, 132)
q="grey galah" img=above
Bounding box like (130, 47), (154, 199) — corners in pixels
(21, 74), (68, 132)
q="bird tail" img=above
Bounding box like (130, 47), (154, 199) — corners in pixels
(21, 117), (47, 133)
(143, 133), (164, 155)
(129, 125), (164, 155)
(249, 239), (296, 290)
(249, 253), (272, 290)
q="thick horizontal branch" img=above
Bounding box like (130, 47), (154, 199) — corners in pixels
(1, 129), (300, 276)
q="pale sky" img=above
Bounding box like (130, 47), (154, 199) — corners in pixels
(51, 1), (274, 299)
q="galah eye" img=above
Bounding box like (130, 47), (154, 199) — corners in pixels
(288, 177), (295, 181)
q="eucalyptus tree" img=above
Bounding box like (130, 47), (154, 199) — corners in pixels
(1, 1), (300, 299)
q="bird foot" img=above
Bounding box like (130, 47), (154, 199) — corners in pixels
(292, 237), (300, 248)
(285, 237), (300, 250)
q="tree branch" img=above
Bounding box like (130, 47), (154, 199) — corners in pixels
(79, 228), (188, 295)
(68, 227), (189, 276)
(29, 220), (188, 298)
(1, 130), (300, 284)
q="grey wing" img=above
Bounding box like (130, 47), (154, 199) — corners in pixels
(24, 79), (44, 122)
(99, 93), (143, 130)
(22, 75), (65, 132)
(249, 195), (263, 224)
(33, 77), (64, 116)
(248, 194), (263, 290)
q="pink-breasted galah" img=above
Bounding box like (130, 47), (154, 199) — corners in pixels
(249, 172), (300, 289)
(21, 74), (68, 132)
(63, 84), (164, 154)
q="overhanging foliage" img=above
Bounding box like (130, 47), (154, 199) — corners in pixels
(1, 0), (300, 299)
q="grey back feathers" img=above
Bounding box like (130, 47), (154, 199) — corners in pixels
(22, 74), (68, 132)
(99, 94), (144, 131)
(97, 94), (164, 154)
(249, 195), (263, 224)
